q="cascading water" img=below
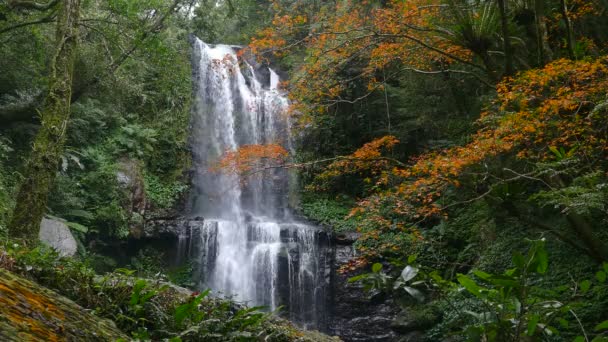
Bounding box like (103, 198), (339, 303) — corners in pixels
(187, 37), (329, 329)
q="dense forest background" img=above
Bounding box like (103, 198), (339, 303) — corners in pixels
(1, 0), (608, 341)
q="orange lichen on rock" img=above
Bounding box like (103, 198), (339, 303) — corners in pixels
(0, 269), (127, 341)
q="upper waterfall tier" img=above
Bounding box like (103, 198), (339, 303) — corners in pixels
(190, 39), (291, 221)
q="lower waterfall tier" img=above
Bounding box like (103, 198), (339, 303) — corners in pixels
(177, 218), (331, 330)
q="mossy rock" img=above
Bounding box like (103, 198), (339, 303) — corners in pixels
(0, 268), (127, 341)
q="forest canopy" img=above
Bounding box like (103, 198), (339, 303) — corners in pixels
(1, 0), (608, 341)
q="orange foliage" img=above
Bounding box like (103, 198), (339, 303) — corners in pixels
(314, 135), (400, 185)
(323, 57), (608, 260)
(212, 144), (289, 175)
(249, 0), (476, 123)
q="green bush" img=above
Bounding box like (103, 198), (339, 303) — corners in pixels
(144, 172), (188, 210)
(298, 193), (358, 233)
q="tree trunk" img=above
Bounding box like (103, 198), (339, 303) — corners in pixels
(560, 0), (576, 59)
(534, 0), (553, 65)
(8, 0), (81, 243)
(497, 0), (514, 76)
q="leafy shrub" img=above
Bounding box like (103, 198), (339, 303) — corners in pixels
(144, 172), (188, 210)
(349, 240), (608, 341)
(299, 193), (357, 233)
(111, 124), (158, 158)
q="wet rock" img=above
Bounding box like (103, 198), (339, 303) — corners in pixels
(333, 232), (361, 245)
(397, 331), (425, 342)
(390, 312), (422, 333)
(39, 217), (77, 257)
(328, 244), (399, 341)
(391, 307), (440, 334)
(143, 217), (205, 238)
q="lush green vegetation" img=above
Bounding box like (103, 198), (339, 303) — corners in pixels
(2, 0), (608, 341)
(0, 243), (326, 341)
(0, 0), (193, 240)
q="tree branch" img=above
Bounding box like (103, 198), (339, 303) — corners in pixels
(8, 0), (59, 11)
(0, 12), (55, 35)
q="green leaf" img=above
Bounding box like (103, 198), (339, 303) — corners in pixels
(512, 252), (525, 270)
(174, 302), (193, 326)
(487, 274), (518, 288)
(130, 279), (147, 305)
(549, 146), (563, 159)
(407, 254), (418, 264)
(372, 263), (383, 273)
(67, 209), (95, 220)
(595, 320), (608, 331)
(403, 286), (425, 302)
(472, 270), (492, 280)
(473, 270), (492, 280)
(574, 336), (585, 342)
(596, 271), (607, 283)
(527, 314), (540, 336)
(66, 221), (88, 233)
(536, 247), (548, 274)
(457, 274), (483, 297)
(580, 280), (591, 293)
(401, 265), (419, 282)
(114, 268), (136, 275)
(347, 274), (367, 283)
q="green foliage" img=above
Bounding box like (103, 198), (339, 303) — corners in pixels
(349, 240), (608, 341)
(531, 169), (608, 216)
(0, 135), (15, 238)
(191, 0), (273, 45)
(144, 172), (188, 209)
(111, 124), (158, 158)
(0, 243), (312, 341)
(298, 193), (357, 233)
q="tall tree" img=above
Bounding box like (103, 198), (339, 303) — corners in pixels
(497, 0), (514, 75)
(8, 0), (81, 243)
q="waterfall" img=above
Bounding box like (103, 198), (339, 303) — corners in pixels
(188, 38), (328, 329)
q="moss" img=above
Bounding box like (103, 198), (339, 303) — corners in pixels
(8, 0), (81, 244)
(0, 268), (127, 341)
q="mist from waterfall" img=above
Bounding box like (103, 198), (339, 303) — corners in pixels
(186, 37), (328, 329)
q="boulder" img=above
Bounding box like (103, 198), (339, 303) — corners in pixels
(390, 309), (439, 334)
(39, 218), (77, 257)
(143, 217), (205, 238)
(0, 268), (127, 341)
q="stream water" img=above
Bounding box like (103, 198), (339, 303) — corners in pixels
(185, 38), (329, 329)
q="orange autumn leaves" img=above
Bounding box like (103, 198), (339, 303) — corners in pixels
(314, 135), (400, 183)
(248, 0), (475, 122)
(211, 144), (289, 176)
(348, 58), (608, 257)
